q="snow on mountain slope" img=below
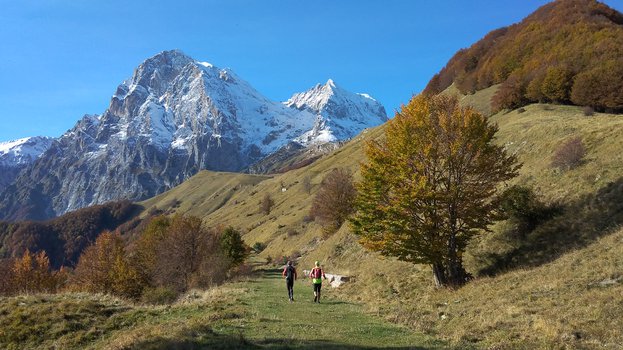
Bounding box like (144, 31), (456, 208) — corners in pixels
(0, 136), (54, 167)
(0, 136), (55, 193)
(285, 79), (388, 145)
(0, 50), (387, 220)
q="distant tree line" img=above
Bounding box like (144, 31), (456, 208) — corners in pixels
(0, 200), (140, 268)
(0, 214), (248, 303)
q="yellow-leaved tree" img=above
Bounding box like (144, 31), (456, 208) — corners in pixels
(351, 94), (519, 287)
(72, 231), (142, 298)
(11, 250), (66, 293)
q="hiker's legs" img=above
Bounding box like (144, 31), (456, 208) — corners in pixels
(286, 279), (294, 301)
(313, 283), (321, 302)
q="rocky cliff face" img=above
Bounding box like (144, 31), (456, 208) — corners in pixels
(0, 50), (387, 221)
(285, 79), (388, 144)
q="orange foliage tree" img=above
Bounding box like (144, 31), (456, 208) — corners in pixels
(72, 231), (142, 298)
(351, 95), (519, 287)
(310, 168), (357, 235)
(424, 0), (623, 112)
(11, 250), (66, 294)
(134, 215), (231, 294)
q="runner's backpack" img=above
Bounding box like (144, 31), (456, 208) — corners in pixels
(312, 267), (321, 279)
(286, 265), (295, 280)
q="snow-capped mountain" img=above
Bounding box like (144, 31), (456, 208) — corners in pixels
(0, 50), (387, 220)
(285, 79), (387, 144)
(0, 136), (54, 191)
(0, 136), (54, 167)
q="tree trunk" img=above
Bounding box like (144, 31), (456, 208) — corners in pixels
(447, 233), (467, 287)
(431, 262), (447, 288)
(447, 258), (467, 287)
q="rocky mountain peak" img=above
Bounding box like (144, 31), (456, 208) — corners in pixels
(285, 79), (388, 145)
(0, 51), (388, 220)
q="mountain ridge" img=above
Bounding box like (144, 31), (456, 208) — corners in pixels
(0, 50), (387, 221)
(0, 136), (54, 193)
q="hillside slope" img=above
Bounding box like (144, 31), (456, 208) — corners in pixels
(141, 102), (623, 347)
(425, 0), (623, 112)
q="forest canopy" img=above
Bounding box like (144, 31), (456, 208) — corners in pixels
(424, 0), (623, 112)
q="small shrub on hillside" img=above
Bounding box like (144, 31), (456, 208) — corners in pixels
(286, 229), (299, 237)
(252, 242), (266, 253)
(310, 168), (356, 236)
(260, 193), (274, 215)
(302, 175), (313, 194)
(517, 107), (526, 114)
(498, 185), (562, 235)
(551, 136), (586, 170)
(582, 106), (595, 116)
(141, 286), (178, 305)
(232, 263), (253, 278)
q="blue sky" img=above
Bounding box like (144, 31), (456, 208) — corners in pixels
(1, 0), (622, 141)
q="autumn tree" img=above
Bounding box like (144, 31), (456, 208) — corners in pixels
(72, 231), (142, 298)
(351, 95), (519, 287)
(135, 215), (230, 293)
(310, 168), (357, 235)
(134, 215), (171, 287)
(540, 66), (573, 103)
(260, 193), (275, 215)
(11, 250), (66, 294)
(571, 60), (623, 112)
(491, 73), (527, 112)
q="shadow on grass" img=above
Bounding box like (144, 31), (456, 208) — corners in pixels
(255, 338), (436, 350)
(479, 177), (623, 275)
(130, 335), (435, 350)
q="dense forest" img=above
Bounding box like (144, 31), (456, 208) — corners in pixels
(0, 200), (140, 268)
(424, 0), (623, 112)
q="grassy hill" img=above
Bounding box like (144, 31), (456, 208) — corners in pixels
(425, 0), (623, 112)
(0, 270), (446, 349)
(138, 96), (623, 347)
(140, 171), (270, 219)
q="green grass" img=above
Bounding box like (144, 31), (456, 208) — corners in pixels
(0, 288), (250, 349)
(213, 269), (446, 349)
(134, 99), (623, 348)
(0, 271), (446, 349)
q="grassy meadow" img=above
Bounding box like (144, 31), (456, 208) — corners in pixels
(136, 94), (623, 348)
(4, 95), (622, 348)
(0, 269), (446, 349)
